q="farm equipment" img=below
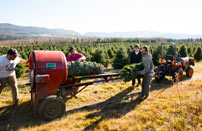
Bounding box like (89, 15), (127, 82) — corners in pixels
(29, 50), (120, 121)
(154, 42), (195, 82)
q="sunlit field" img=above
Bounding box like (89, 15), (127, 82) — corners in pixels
(0, 62), (201, 130)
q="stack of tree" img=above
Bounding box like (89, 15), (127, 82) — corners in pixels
(67, 61), (104, 77)
(119, 63), (144, 82)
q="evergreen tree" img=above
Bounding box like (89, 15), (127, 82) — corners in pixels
(166, 45), (175, 56)
(112, 47), (129, 69)
(107, 48), (114, 58)
(91, 49), (109, 67)
(187, 47), (192, 56)
(20, 51), (28, 59)
(194, 47), (202, 61)
(152, 46), (161, 66)
(15, 63), (25, 78)
(178, 45), (187, 57)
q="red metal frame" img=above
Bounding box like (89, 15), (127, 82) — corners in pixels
(29, 50), (68, 114)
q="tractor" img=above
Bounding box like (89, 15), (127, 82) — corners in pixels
(154, 42), (195, 82)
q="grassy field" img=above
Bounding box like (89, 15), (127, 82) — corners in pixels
(0, 62), (202, 131)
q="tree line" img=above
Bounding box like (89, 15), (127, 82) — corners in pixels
(0, 41), (201, 78)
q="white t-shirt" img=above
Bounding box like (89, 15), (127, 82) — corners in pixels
(0, 55), (21, 78)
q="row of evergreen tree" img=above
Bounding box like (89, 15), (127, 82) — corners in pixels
(0, 42), (201, 71)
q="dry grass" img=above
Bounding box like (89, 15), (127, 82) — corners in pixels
(0, 62), (202, 131)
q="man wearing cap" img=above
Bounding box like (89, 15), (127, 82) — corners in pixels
(130, 44), (142, 87)
(66, 47), (86, 62)
(0, 48), (25, 106)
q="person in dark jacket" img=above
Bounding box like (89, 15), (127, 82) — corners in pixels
(130, 44), (142, 87)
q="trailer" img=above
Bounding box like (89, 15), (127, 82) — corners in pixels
(29, 50), (120, 121)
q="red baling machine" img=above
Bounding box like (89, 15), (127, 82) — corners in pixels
(29, 50), (119, 121)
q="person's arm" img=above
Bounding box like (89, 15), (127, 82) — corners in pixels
(139, 58), (151, 75)
(76, 53), (86, 62)
(20, 58), (27, 63)
(76, 55), (86, 62)
(15, 57), (26, 64)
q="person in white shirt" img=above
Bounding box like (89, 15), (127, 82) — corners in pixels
(0, 48), (25, 106)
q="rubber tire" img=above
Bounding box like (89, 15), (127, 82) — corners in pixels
(174, 68), (183, 82)
(155, 75), (164, 83)
(186, 67), (193, 78)
(38, 95), (66, 121)
(155, 77), (161, 83)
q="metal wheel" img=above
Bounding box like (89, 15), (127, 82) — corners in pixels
(186, 67), (193, 78)
(38, 95), (66, 121)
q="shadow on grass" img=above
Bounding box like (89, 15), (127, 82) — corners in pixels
(64, 76), (190, 130)
(0, 75), (190, 130)
(0, 101), (45, 130)
(150, 75), (192, 94)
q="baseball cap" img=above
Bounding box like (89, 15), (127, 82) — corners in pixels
(7, 48), (19, 56)
(69, 46), (75, 52)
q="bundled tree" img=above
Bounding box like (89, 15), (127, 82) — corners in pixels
(194, 47), (202, 61)
(67, 61), (104, 77)
(91, 49), (109, 67)
(112, 47), (129, 69)
(178, 45), (187, 57)
(119, 63), (144, 82)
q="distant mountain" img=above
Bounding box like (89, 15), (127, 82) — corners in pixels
(0, 23), (81, 39)
(1, 23), (202, 40)
(85, 31), (202, 39)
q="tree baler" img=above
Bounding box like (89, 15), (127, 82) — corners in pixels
(29, 50), (120, 121)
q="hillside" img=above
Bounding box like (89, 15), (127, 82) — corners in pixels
(0, 23), (81, 39)
(85, 31), (202, 39)
(0, 62), (202, 130)
(1, 23), (202, 40)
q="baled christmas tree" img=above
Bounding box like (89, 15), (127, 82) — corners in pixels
(119, 63), (144, 82)
(67, 61), (104, 77)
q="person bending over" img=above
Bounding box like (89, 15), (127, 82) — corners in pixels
(66, 46), (86, 62)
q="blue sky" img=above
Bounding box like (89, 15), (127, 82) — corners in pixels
(0, 0), (202, 34)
